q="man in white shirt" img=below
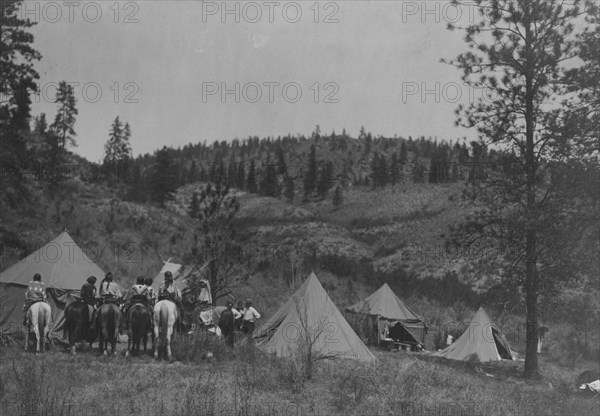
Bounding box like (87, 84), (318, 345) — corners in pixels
(241, 299), (260, 338)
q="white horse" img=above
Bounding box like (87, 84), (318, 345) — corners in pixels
(25, 302), (52, 354)
(153, 300), (178, 360)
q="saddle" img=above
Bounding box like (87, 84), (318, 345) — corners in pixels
(100, 297), (120, 305)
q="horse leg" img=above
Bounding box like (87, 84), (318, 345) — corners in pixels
(142, 328), (148, 354)
(42, 316), (49, 353)
(102, 329), (108, 356)
(151, 328), (156, 355)
(33, 322), (41, 354)
(154, 321), (160, 359)
(25, 325), (29, 351)
(166, 325), (173, 361)
(126, 330), (132, 357)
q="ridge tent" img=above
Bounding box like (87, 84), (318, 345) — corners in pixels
(254, 272), (377, 363)
(431, 307), (515, 363)
(345, 283), (427, 349)
(0, 232), (106, 339)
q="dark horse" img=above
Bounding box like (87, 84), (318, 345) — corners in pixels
(96, 303), (122, 355)
(63, 301), (96, 355)
(125, 304), (154, 357)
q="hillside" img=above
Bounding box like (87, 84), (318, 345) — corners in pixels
(1, 134), (598, 366)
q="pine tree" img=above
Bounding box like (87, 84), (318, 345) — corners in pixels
(104, 116), (123, 166)
(412, 157), (425, 183)
(227, 156), (237, 188)
(446, 0), (593, 378)
(276, 146), (287, 175)
(399, 140), (408, 163)
(246, 160), (258, 193)
(317, 161), (334, 198)
(188, 160), (198, 183)
(34, 113), (47, 134)
(370, 152), (379, 189)
(259, 155), (279, 197)
(150, 146), (178, 207)
(1, 0), (41, 174)
(377, 154), (389, 187)
(121, 122), (132, 158)
(332, 185), (343, 209)
(188, 192), (201, 219)
(284, 175), (295, 202)
(237, 161), (246, 190)
(303, 144), (317, 199)
(390, 152), (401, 185)
(49, 81), (78, 150)
(428, 148), (449, 183)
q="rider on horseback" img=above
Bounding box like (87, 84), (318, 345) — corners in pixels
(158, 271), (182, 318)
(81, 275), (97, 328)
(98, 272), (122, 304)
(145, 277), (157, 307)
(22, 273), (47, 327)
(95, 272), (122, 328)
(122, 277), (153, 330)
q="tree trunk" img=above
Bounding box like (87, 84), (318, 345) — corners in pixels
(523, 4), (539, 378)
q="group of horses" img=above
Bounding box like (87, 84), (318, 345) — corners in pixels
(24, 298), (181, 360)
(63, 298), (180, 359)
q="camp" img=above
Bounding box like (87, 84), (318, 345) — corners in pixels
(345, 283), (427, 351)
(0, 231), (106, 339)
(253, 272), (377, 363)
(431, 307), (516, 363)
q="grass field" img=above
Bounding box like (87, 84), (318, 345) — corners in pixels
(1, 333), (598, 416)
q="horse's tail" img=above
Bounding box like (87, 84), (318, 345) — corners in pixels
(37, 306), (44, 338)
(108, 305), (115, 338)
(160, 302), (168, 341)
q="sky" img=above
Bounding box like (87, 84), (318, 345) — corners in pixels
(25, 0), (484, 162)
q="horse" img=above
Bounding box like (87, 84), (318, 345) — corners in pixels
(125, 304), (154, 357)
(25, 302), (52, 354)
(153, 300), (178, 360)
(63, 301), (96, 355)
(96, 303), (122, 355)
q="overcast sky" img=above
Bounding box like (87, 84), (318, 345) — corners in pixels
(27, 0), (482, 161)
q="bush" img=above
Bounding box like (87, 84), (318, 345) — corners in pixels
(172, 330), (231, 363)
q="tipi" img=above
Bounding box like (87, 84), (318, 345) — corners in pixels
(346, 283), (427, 348)
(254, 272), (377, 363)
(0, 232), (106, 338)
(431, 307), (515, 362)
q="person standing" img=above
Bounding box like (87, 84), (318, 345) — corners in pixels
(218, 301), (236, 348)
(234, 301), (244, 331)
(241, 299), (260, 338)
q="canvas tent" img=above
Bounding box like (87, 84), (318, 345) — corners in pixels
(345, 283), (427, 348)
(0, 232), (106, 339)
(254, 272), (377, 363)
(431, 307), (515, 363)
